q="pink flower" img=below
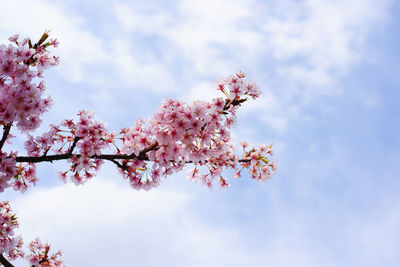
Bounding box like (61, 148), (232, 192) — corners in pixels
(8, 34), (19, 43)
(57, 171), (67, 183)
(218, 177), (230, 188)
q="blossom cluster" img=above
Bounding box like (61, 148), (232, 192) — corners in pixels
(0, 201), (23, 261)
(58, 111), (110, 185)
(0, 33), (58, 132)
(117, 71), (269, 190)
(26, 238), (64, 267)
(20, 110), (110, 188)
(236, 142), (276, 181)
(0, 152), (16, 192)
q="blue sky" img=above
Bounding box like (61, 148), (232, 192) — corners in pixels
(1, 0), (399, 266)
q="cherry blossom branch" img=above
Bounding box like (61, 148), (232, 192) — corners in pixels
(12, 91), (274, 191)
(4, 71), (273, 193)
(0, 254), (14, 267)
(15, 150), (253, 165)
(16, 143), (159, 163)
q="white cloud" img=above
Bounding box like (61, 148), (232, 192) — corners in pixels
(113, 2), (170, 34)
(183, 81), (221, 102)
(8, 172), (399, 267)
(255, 0), (393, 132)
(109, 38), (176, 93)
(262, 0), (392, 84)
(8, 177), (280, 266)
(3, 176), (334, 267)
(0, 0), (109, 84)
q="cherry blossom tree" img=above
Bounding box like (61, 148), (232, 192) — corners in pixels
(0, 32), (275, 266)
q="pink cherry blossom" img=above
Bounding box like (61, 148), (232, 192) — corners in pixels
(0, 201), (24, 261)
(26, 238), (65, 267)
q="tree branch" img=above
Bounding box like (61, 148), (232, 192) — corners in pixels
(0, 123), (12, 150)
(106, 158), (127, 170)
(16, 152), (147, 163)
(68, 137), (80, 155)
(16, 143), (159, 163)
(0, 254), (14, 267)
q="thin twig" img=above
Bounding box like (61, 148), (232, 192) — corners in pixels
(0, 123), (12, 150)
(107, 158), (127, 170)
(68, 137), (81, 155)
(0, 254), (14, 267)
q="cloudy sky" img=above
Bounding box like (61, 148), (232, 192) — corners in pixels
(1, 0), (400, 266)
